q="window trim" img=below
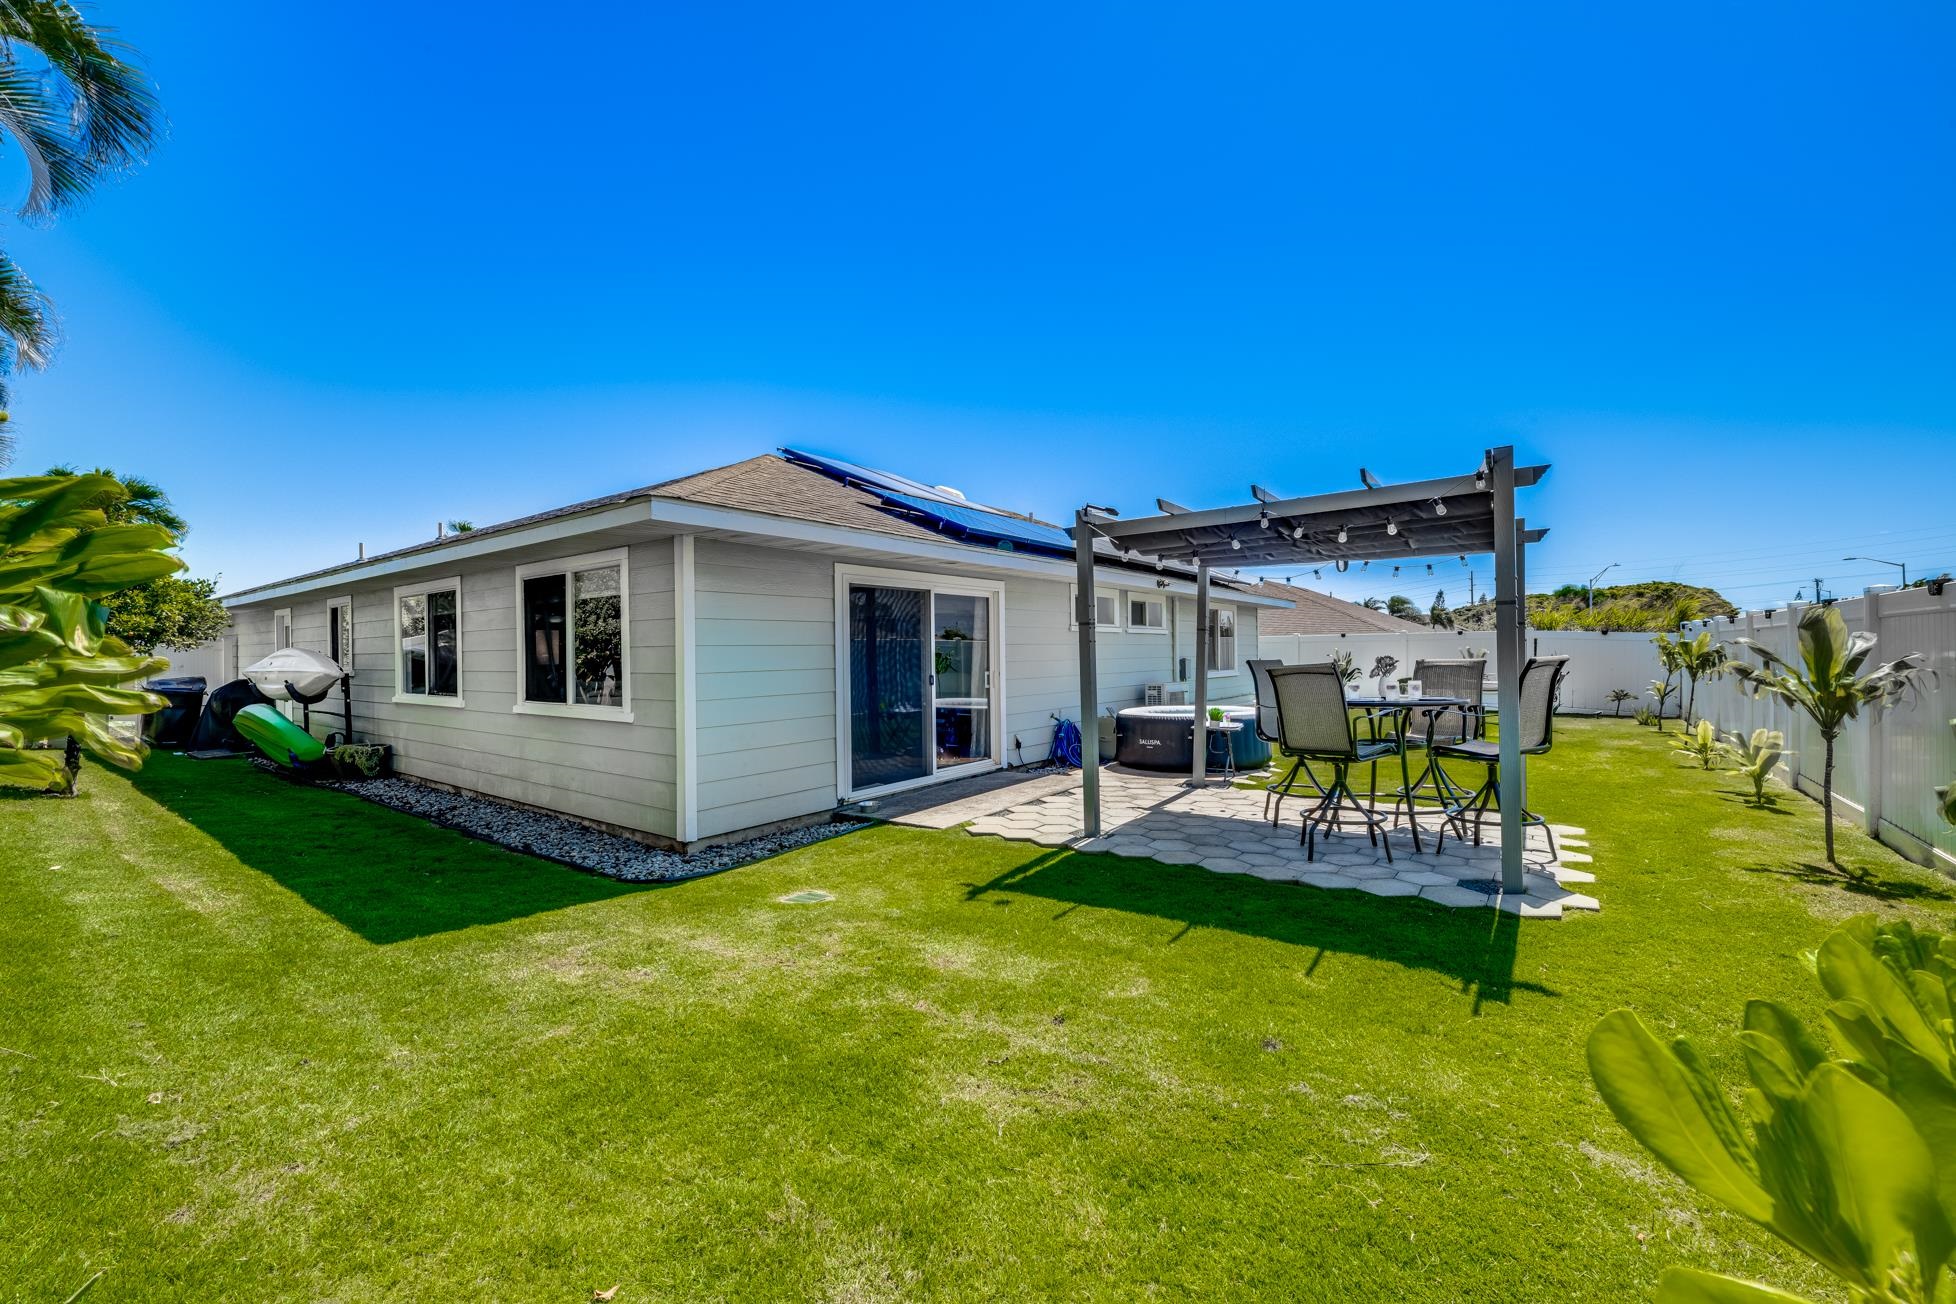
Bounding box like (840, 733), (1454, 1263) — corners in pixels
(325, 595), (353, 670)
(272, 607), (292, 650)
(511, 547), (633, 722)
(391, 576), (466, 708)
(1125, 592), (1168, 635)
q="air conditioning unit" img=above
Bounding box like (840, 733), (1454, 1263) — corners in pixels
(1143, 683), (1190, 706)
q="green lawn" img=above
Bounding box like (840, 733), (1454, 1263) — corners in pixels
(5, 721), (1950, 1301)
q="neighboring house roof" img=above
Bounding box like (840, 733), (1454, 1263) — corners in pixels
(1249, 580), (1428, 635)
(222, 452), (1276, 604)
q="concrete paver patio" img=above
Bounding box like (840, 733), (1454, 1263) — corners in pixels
(961, 766), (1600, 918)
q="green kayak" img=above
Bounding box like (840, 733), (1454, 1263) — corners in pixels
(234, 703), (326, 766)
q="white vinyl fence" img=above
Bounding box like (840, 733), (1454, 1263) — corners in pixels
(1688, 587), (1956, 873)
(1262, 586), (1956, 873)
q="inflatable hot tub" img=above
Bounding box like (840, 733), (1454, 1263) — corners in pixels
(1114, 704), (1270, 771)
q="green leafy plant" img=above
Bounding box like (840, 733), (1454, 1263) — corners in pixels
(1651, 633), (1684, 730)
(1587, 914), (1956, 1303)
(1671, 718), (1724, 770)
(1633, 705), (1658, 727)
(1328, 650), (1359, 686)
(1647, 678), (1677, 730)
(1727, 605), (1933, 869)
(1609, 688), (1635, 717)
(1369, 655), (1398, 696)
(1723, 728), (1789, 807)
(0, 474), (177, 792)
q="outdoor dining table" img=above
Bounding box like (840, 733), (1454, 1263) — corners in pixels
(1342, 694), (1476, 852)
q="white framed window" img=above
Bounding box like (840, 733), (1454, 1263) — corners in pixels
(393, 576), (463, 706)
(272, 607), (292, 651)
(513, 548), (631, 721)
(1126, 594), (1167, 633)
(1068, 586), (1120, 630)
(1206, 606), (1238, 673)
(326, 596), (353, 670)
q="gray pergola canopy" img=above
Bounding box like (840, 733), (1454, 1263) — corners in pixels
(1070, 446), (1550, 889)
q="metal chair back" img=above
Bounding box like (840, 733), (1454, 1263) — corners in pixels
(1408, 658), (1484, 744)
(1516, 655), (1570, 752)
(1268, 663), (1358, 759)
(1245, 659), (1283, 742)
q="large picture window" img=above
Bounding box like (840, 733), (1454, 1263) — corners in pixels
(514, 549), (630, 719)
(393, 578), (462, 704)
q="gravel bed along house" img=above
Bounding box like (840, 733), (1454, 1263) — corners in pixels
(338, 776), (857, 882)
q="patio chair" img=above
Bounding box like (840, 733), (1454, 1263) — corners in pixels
(1266, 663), (1402, 863)
(1431, 655), (1570, 858)
(1246, 658), (1325, 823)
(1387, 657), (1485, 834)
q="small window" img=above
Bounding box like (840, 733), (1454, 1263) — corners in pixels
(1068, 587), (1120, 630)
(515, 550), (630, 718)
(272, 607), (292, 651)
(395, 578), (461, 703)
(327, 597), (353, 669)
(1207, 607), (1237, 672)
(1127, 595), (1166, 631)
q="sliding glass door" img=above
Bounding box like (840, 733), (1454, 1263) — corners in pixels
(848, 584), (929, 791)
(932, 593), (991, 770)
(845, 577), (999, 795)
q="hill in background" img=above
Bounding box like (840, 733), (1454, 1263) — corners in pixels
(1441, 581), (1737, 633)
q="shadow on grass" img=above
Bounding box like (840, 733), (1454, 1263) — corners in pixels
(128, 759), (651, 944)
(965, 846), (1547, 1011)
(1743, 860), (1953, 904)
(1717, 791), (1794, 815)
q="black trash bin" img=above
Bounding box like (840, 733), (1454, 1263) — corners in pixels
(142, 675), (208, 748)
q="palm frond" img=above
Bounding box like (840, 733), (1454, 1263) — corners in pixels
(0, 0), (160, 219)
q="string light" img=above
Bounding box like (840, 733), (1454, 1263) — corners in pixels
(1336, 526), (1348, 544)
(1258, 510), (1271, 530)
(1386, 520), (1399, 536)
(1230, 538), (1241, 550)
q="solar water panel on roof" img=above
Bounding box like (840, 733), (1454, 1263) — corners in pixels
(877, 490), (1075, 551)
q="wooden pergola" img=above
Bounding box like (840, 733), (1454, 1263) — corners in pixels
(1071, 445), (1549, 890)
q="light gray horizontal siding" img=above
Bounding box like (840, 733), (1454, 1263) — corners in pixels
(229, 536), (679, 840)
(692, 539), (838, 838)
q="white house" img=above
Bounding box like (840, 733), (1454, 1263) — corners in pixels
(221, 450), (1283, 848)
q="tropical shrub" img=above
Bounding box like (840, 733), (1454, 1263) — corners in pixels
(1633, 706), (1658, 727)
(1671, 719), (1724, 770)
(1328, 650), (1359, 686)
(1723, 728), (1789, 807)
(1588, 914), (1956, 1303)
(1727, 605), (1932, 869)
(1647, 679), (1677, 730)
(0, 474), (177, 792)
(1608, 688), (1635, 717)
(1678, 629), (1729, 722)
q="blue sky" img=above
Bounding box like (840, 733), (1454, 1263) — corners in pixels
(6, 1), (1952, 609)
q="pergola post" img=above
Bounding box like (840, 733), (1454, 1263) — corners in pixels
(1191, 560), (1210, 784)
(1074, 508), (1101, 839)
(1515, 514), (1529, 814)
(1490, 448), (1525, 892)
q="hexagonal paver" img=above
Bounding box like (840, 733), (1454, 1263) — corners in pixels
(1301, 872), (1362, 890)
(1498, 895), (1564, 918)
(1358, 878), (1422, 897)
(1399, 871), (1456, 887)
(1420, 883), (1493, 908)
(1199, 856), (1251, 874)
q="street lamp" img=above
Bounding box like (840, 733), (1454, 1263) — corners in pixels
(1587, 562), (1619, 610)
(1844, 555), (1907, 587)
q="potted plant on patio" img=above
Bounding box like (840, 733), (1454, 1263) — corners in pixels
(1369, 655), (1398, 698)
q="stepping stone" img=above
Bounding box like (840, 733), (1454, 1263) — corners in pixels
(1302, 872), (1363, 891)
(1498, 896), (1564, 919)
(1558, 851), (1594, 864)
(1419, 884), (1491, 908)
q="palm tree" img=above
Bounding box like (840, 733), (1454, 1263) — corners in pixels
(1649, 633), (1684, 730)
(46, 464), (185, 537)
(1727, 605), (1932, 870)
(1607, 688), (1634, 717)
(0, 5), (160, 460)
(1677, 630), (1728, 723)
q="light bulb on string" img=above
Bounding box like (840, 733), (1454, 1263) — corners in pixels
(1386, 520), (1398, 536)
(1336, 526), (1348, 544)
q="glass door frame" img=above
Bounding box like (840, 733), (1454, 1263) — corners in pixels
(833, 563), (1007, 801)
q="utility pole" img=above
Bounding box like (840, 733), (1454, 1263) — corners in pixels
(1844, 555), (1906, 588)
(1587, 562), (1619, 610)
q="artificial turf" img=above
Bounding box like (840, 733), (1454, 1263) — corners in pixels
(4, 720), (1949, 1301)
